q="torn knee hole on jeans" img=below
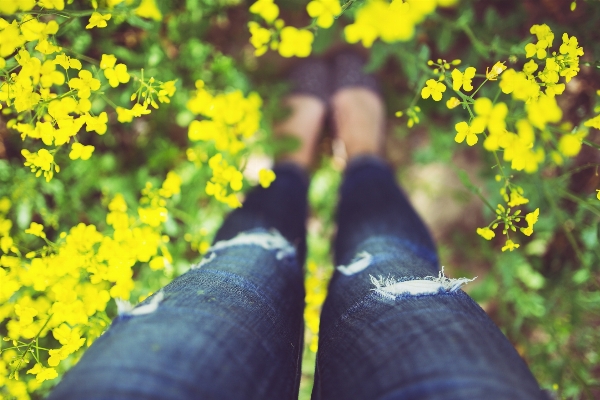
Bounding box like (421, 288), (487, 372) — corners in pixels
(116, 291), (165, 318)
(337, 251), (373, 276)
(191, 229), (296, 270)
(370, 267), (476, 299)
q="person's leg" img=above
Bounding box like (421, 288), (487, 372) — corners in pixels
(312, 79), (546, 399)
(48, 63), (328, 398)
(47, 163), (307, 400)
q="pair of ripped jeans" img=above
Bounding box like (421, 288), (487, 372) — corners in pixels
(48, 156), (546, 400)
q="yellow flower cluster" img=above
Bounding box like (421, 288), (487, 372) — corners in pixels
(187, 80), (275, 207)
(304, 260), (328, 352)
(0, 172), (179, 394)
(419, 25), (588, 251)
(345, 0), (457, 48)
(248, 0), (314, 57)
(0, 3), (175, 184)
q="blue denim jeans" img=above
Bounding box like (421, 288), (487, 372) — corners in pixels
(48, 157), (545, 400)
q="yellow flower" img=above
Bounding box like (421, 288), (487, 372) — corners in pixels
(472, 97), (507, 135)
(476, 227), (495, 240)
(116, 106), (133, 123)
(526, 94), (562, 130)
(104, 63), (130, 87)
(454, 120), (484, 146)
(69, 143), (95, 160)
(0, 20), (26, 58)
(258, 168), (276, 188)
(525, 24), (554, 59)
(84, 112), (108, 135)
(138, 206), (168, 227)
(485, 61), (506, 80)
(520, 208), (539, 236)
(159, 171), (182, 198)
(596, 190), (600, 201)
(22, 148), (56, 181)
(559, 33), (584, 58)
(451, 67), (476, 91)
(27, 364), (58, 383)
(344, 0), (417, 47)
(35, 38), (62, 54)
(136, 0), (162, 21)
(584, 114), (600, 130)
(38, 0), (65, 10)
(558, 132), (585, 157)
(54, 53), (82, 70)
(25, 222), (46, 238)
(278, 26), (314, 58)
(523, 59), (538, 76)
(158, 80), (177, 103)
(68, 70), (101, 99)
(20, 18), (59, 42)
(100, 54), (117, 70)
(507, 191), (529, 207)
(501, 239), (520, 252)
(499, 69), (540, 102)
(149, 256), (166, 270)
(250, 0), (279, 23)
(306, 0), (341, 29)
(86, 12), (111, 29)
(421, 79), (446, 101)
(248, 21), (271, 56)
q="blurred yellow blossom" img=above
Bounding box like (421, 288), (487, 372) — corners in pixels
(472, 97), (507, 136)
(25, 222), (45, 238)
(258, 168), (276, 188)
(558, 132), (585, 157)
(250, 0), (279, 23)
(520, 208), (539, 236)
(306, 0), (341, 29)
(27, 364), (58, 383)
(136, 0), (162, 21)
(278, 27), (314, 58)
(248, 21), (271, 56)
(477, 227), (495, 240)
(502, 239), (520, 252)
(86, 12), (111, 29)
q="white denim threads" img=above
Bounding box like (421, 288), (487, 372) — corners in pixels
(370, 267), (476, 300)
(336, 251), (372, 276)
(191, 230), (296, 270)
(116, 291), (165, 317)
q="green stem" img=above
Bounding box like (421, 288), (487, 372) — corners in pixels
(9, 314), (53, 378)
(557, 163), (600, 181)
(471, 78), (489, 97)
(583, 139), (600, 151)
(558, 189), (600, 218)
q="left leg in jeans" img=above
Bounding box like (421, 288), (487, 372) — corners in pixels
(47, 163), (308, 400)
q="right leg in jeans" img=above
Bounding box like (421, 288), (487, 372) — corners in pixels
(313, 71), (545, 399)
